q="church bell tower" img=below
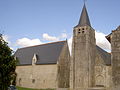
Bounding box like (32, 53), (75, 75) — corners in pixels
(70, 4), (96, 90)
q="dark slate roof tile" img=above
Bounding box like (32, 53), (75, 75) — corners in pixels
(75, 4), (91, 27)
(15, 41), (66, 65)
(96, 45), (111, 65)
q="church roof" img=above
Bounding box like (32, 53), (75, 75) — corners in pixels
(15, 41), (66, 65)
(116, 25), (120, 30)
(96, 45), (111, 65)
(75, 4), (91, 27)
(106, 33), (111, 43)
(106, 25), (120, 43)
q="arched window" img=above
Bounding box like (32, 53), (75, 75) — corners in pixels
(95, 75), (104, 87)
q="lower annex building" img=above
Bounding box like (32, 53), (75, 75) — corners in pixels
(15, 3), (120, 90)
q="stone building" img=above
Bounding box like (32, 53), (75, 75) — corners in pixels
(15, 3), (120, 90)
(70, 4), (111, 90)
(15, 41), (70, 89)
(106, 26), (120, 90)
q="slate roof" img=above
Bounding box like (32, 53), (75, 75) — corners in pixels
(106, 25), (120, 43)
(15, 40), (111, 66)
(75, 4), (91, 27)
(116, 25), (120, 30)
(96, 45), (111, 65)
(15, 41), (66, 65)
(106, 33), (111, 43)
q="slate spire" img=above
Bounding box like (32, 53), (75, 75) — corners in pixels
(78, 4), (91, 27)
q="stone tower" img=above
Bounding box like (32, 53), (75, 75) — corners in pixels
(70, 4), (96, 90)
(110, 26), (120, 90)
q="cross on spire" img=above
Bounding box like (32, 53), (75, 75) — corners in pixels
(84, 0), (87, 4)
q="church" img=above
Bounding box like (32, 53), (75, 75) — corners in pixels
(15, 3), (120, 90)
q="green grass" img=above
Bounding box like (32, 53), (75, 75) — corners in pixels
(17, 86), (54, 90)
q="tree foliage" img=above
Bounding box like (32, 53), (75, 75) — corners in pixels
(0, 34), (17, 90)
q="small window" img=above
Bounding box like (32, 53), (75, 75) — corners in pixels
(82, 28), (84, 30)
(79, 29), (81, 31)
(78, 32), (81, 33)
(82, 31), (84, 33)
(32, 79), (35, 83)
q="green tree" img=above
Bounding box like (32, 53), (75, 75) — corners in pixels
(0, 34), (17, 90)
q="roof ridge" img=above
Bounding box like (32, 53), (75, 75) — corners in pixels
(96, 45), (110, 53)
(17, 40), (66, 50)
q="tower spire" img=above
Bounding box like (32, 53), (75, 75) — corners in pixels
(77, 3), (91, 27)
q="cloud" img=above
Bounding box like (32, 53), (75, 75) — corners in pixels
(2, 35), (14, 50)
(15, 32), (67, 49)
(95, 31), (111, 51)
(3, 35), (10, 44)
(68, 37), (72, 54)
(59, 33), (67, 39)
(43, 33), (59, 41)
(16, 38), (42, 47)
(42, 33), (67, 41)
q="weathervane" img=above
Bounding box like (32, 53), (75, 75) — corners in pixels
(83, 0), (87, 4)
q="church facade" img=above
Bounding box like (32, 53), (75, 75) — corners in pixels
(15, 4), (120, 90)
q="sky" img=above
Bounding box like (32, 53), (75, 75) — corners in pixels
(0, 0), (120, 52)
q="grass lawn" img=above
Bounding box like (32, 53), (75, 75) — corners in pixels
(17, 86), (54, 90)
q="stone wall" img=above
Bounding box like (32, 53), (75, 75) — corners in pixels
(70, 26), (96, 90)
(95, 51), (112, 89)
(111, 27), (120, 90)
(94, 66), (111, 88)
(16, 64), (58, 89)
(57, 42), (70, 88)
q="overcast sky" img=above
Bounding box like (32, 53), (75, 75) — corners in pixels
(0, 0), (120, 52)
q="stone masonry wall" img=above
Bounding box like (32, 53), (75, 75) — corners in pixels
(16, 64), (58, 89)
(70, 26), (96, 90)
(57, 42), (70, 88)
(111, 27), (120, 90)
(95, 51), (112, 89)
